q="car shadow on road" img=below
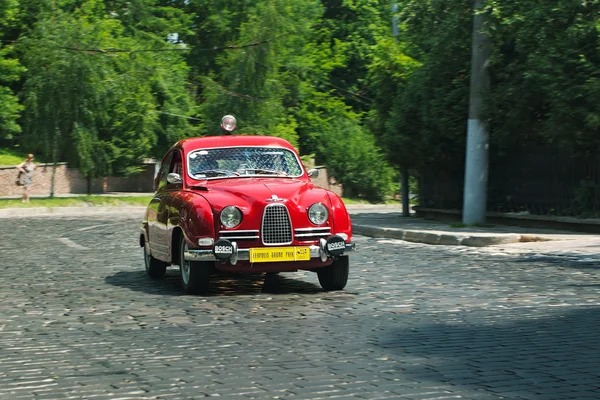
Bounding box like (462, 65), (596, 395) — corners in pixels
(104, 268), (323, 296)
(377, 306), (600, 399)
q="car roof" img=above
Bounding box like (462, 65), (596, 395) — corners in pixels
(172, 135), (297, 154)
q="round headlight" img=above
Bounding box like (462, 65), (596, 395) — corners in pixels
(308, 203), (329, 225)
(220, 206), (242, 228)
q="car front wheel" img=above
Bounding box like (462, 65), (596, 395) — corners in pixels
(144, 242), (167, 279)
(179, 237), (212, 294)
(317, 256), (349, 291)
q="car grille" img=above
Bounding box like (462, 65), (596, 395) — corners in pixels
(262, 204), (292, 245)
(219, 230), (259, 241)
(294, 227), (331, 241)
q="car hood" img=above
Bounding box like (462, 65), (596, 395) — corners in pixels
(183, 177), (349, 238)
(198, 178), (330, 212)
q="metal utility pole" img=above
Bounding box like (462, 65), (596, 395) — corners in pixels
(392, 3), (410, 217)
(462, 0), (491, 224)
(392, 3), (399, 37)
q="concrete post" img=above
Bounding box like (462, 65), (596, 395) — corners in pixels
(462, 0), (491, 224)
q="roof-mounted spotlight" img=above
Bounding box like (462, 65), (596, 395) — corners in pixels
(221, 115), (237, 134)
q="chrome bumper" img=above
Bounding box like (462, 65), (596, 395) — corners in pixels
(185, 242), (355, 264)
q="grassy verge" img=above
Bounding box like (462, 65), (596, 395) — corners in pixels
(0, 147), (49, 166)
(0, 195), (153, 209)
(0, 148), (28, 166)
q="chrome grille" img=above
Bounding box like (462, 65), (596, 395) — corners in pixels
(262, 204), (292, 245)
(294, 227), (331, 240)
(219, 230), (260, 240)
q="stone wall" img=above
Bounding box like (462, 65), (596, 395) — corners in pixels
(311, 166), (343, 197)
(0, 162), (341, 197)
(0, 163), (156, 197)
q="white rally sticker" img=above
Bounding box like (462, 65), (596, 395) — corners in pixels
(327, 241), (345, 251)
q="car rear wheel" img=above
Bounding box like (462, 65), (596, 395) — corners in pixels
(144, 242), (167, 279)
(179, 237), (212, 294)
(317, 256), (349, 291)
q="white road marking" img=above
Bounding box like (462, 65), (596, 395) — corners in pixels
(77, 222), (123, 232)
(57, 237), (89, 250)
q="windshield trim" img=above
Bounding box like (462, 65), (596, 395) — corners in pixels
(186, 145), (305, 181)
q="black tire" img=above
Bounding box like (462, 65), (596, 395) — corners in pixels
(317, 256), (349, 291)
(179, 236), (212, 294)
(144, 242), (167, 279)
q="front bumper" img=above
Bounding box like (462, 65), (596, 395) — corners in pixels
(185, 238), (355, 265)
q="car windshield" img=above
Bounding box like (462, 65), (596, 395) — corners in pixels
(188, 146), (304, 180)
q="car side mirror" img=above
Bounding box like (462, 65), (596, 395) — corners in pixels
(307, 168), (319, 178)
(167, 173), (182, 184)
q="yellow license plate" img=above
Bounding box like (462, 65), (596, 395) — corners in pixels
(249, 247), (310, 263)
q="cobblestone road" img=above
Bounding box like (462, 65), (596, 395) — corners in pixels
(1, 213), (600, 400)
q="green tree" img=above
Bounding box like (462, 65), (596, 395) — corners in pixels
(382, 0), (472, 175)
(366, 25), (421, 170)
(321, 0), (390, 114)
(485, 0), (600, 155)
(193, 0), (398, 199)
(319, 117), (396, 202)
(197, 0), (323, 144)
(182, 0), (250, 79)
(19, 1), (196, 192)
(0, 0), (25, 144)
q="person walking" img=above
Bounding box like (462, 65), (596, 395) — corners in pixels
(16, 154), (39, 203)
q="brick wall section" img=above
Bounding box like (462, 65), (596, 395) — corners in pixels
(0, 163), (341, 197)
(311, 166), (343, 197)
(0, 163), (155, 197)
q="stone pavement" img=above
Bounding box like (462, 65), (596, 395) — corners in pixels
(1, 213), (600, 400)
(1, 202), (599, 254)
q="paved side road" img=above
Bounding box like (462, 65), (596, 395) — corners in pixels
(2, 204), (600, 254)
(0, 214), (599, 400)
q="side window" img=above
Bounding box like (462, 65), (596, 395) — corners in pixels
(171, 150), (182, 177)
(157, 152), (173, 190)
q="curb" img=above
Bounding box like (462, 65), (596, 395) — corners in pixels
(353, 224), (523, 247)
(415, 207), (600, 234)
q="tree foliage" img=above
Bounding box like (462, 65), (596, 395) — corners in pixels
(369, 0), (473, 175)
(4, 0), (599, 203)
(0, 0), (25, 141)
(18, 0), (196, 184)
(319, 117), (396, 202)
(485, 0), (600, 156)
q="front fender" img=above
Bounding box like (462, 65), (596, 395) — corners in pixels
(140, 223), (148, 247)
(178, 192), (216, 247)
(139, 208), (151, 247)
(327, 192), (352, 242)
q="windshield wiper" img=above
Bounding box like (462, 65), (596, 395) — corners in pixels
(193, 169), (240, 178)
(239, 168), (288, 176)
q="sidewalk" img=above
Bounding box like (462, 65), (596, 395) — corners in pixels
(347, 204), (600, 253)
(1, 201), (599, 252)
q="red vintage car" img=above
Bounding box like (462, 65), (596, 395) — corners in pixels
(140, 116), (355, 294)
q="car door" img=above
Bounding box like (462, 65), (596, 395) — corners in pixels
(148, 151), (176, 261)
(163, 150), (184, 261)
